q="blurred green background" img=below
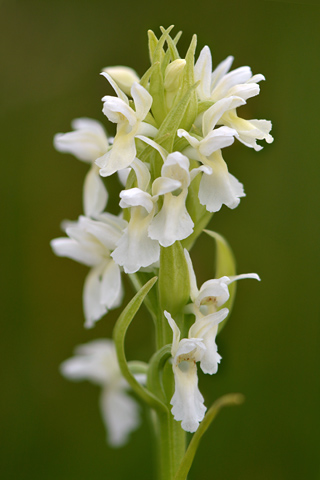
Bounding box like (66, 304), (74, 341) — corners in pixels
(1, 0), (319, 479)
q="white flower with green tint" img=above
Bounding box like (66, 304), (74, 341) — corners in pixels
(184, 249), (260, 373)
(165, 308), (228, 432)
(61, 339), (143, 447)
(96, 73), (158, 177)
(51, 214), (126, 327)
(53, 118), (109, 217)
(178, 97), (246, 212)
(194, 45), (273, 150)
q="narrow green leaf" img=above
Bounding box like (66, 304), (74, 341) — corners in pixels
(140, 62), (160, 90)
(174, 394), (244, 480)
(204, 229), (237, 332)
(113, 276), (167, 412)
(129, 271), (160, 321)
(148, 30), (159, 63)
(149, 26), (174, 125)
(172, 34), (198, 131)
(160, 26), (180, 64)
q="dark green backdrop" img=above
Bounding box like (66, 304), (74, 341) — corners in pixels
(1, 0), (319, 479)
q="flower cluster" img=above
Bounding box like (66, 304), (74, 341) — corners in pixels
(52, 27), (271, 444)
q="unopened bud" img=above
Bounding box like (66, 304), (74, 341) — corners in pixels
(164, 59), (186, 92)
(102, 66), (140, 96)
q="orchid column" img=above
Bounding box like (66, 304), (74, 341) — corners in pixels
(51, 26), (272, 480)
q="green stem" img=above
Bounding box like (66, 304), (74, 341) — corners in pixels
(156, 411), (186, 480)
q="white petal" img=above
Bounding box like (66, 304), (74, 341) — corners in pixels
(131, 158), (151, 191)
(50, 237), (101, 267)
(100, 260), (123, 310)
(177, 129), (200, 150)
(211, 55), (234, 89)
(119, 188), (154, 213)
(111, 210), (159, 273)
(196, 278), (230, 308)
(100, 388), (140, 447)
(171, 362), (206, 433)
(60, 339), (116, 385)
(161, 152), (190, 189)
(79, 216), (122, 250)
(54, 118), (109, 163)
(83, 166), (108, 217)
(96, 212), (128, 232)
(97, 128), (136, 177)
(131, 82), (153, 120)
(100, 71), (129, 103)
(83, 266), (108, 328)
(221, 112), (273, 151)
(202, 96), (246, 135)
(102, 96), (137, 126)
(198, 151), (245, 212)
(211, 66), (252, 101)
(191, 308), (229, 335)
(194, 46), (212, 100)
(152, 177), (181, 197)
(227, 273), (261, 284)
(183, 249), (199, 302)
(148, 193), (194, 247)
(164, 310), (181, 355)
(199, 326), (221, 375)
(117, 167), (131, 187)
(199, 126), (237, 156)
(102, 66), (140, 96)
(227, 83), (260, 101)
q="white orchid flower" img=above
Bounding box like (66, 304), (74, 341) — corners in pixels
(51, 214), (127, 328)
(184, 249), (260, 313)
(219, 110), (274, 151)
(165, 308), (228, 432)
(178, 97), (246, 212)
(54, 118), (109, 217)
(137, 136), (207, 246)
(184, 249), (260, 373)
(194, 46), (273, 150)
(60, 339), (143, 447)
(96, 73), (158, 177)
(195, 45), (265, 103)
(111, 158), (181, 272)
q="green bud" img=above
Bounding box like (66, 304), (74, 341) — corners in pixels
(164, 59), (186, 110)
